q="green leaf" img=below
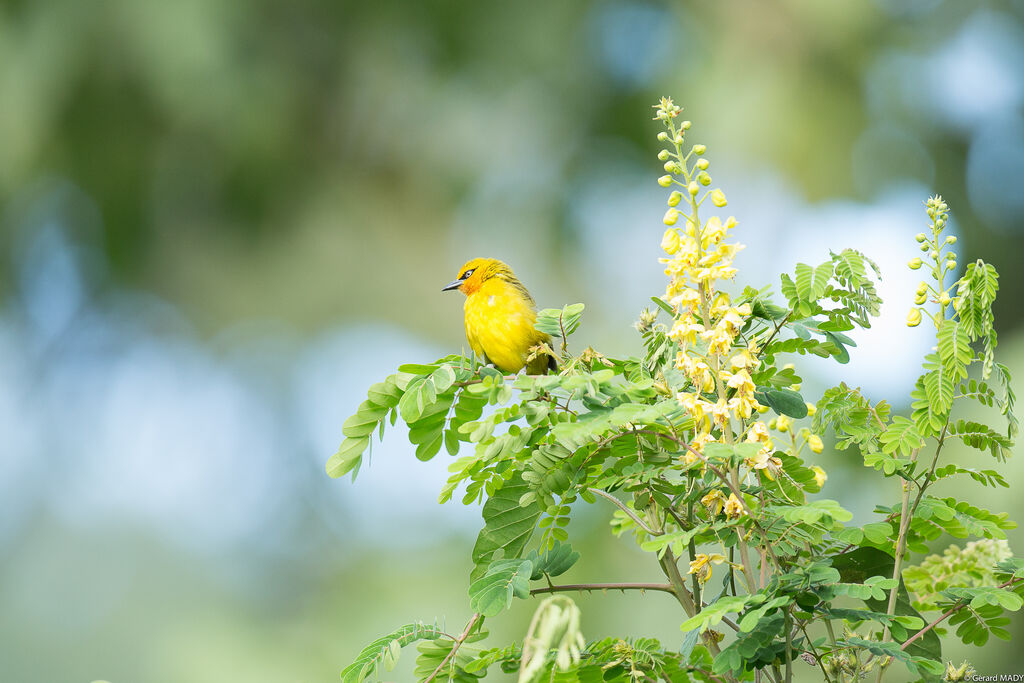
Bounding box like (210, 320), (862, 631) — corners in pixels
(937, 320), (971, 381)
(650, 296), (675, 314)
(879, 416), (924, 456)
(340, 622), (445, 683)
(471, 473), (542, 582)
(326, 436), (370, 479)
(536, 303), (586, 337)
(468, 559), (533, 617)
(758, 388), (808, 418)
(527, 541), (580, 579)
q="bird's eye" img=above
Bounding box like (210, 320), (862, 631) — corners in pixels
(461, 269), (475, 280)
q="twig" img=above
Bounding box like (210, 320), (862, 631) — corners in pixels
(424, 613), (481, 683)
(591, 488), (659, 535)
(530, 582), (675, 596)
(900, 576), (1021, 651)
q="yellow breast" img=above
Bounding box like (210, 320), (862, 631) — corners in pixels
(464, 279), (548, 373)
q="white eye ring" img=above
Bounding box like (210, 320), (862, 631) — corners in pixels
(462, 269), (475, 279)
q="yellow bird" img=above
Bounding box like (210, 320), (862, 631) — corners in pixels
(442, 258), (557, 374)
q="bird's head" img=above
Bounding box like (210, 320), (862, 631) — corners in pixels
(442, 258), (512, 295)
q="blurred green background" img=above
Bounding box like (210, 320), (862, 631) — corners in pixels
(2, 0), (1024, 681)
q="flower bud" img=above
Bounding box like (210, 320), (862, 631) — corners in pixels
(756, 404), (769, 414)
(776, 415), (792, 433)
(906, 308), (922, 327)
(664, 161), (680, 174)
(914, 291), (927, 305)
(661, 227), (681, 253)
(805, 402), (817, 417)
(915, 233), (927, 242)
(908, 258), (922, 270)
(688, 181), (699, 196)
(946, 252), (957, 262)
(919, 243), (929, 252)
(681, 120), (692, 130)
(658, 149), (670, 161)
(768, 418), (777, 430)
(697, 171), (712, 186)
(939, 292), (951, 306)
(710, 189), (727, 207)
(916, 282), (927, 294)
(929, 250), (939, 259)
(948, 261), (957, 270)
(693, 144), (706, 155)
(667, 190), (682, 207)
(674, 135), (684, 145)
(946, 235), (957, 244)
(663, 209), (680, 226)
(658, 175), (672, 187)
(657, 132), (669, 142)
(811, 465), (827, 487)
(936, 218), (946, 229)
(807, 435), (824, 454)
(697, 158), (709, 170)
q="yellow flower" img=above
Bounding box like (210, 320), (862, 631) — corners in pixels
(677, 392), (714, 423)
(701, 489), (726, 516)
(702, 323), (735, 355)
(710, 189), (727, 207)
(711, 398), (731, 426)
(668, 315), (704, 347)
(811, 466), (827, 488)
(688, 553), (727, 584)
(728, 393), (761, 419)
(724, 492), (745, 519)
(725, 368), (756, 394)
(775, 415), (792, 433)
(661, 228), (681, 254)
(807, 434), (824, 454)
(663, 209), (680, 227)
(805, 402), (817, 417)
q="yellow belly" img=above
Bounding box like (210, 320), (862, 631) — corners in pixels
(464, 282), (549, 373)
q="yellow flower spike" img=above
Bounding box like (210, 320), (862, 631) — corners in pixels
(811, 465), (827, 488)
(805, 402), (817, 417)
(658, 175), (672, 187)
(776, 415), (792, 433)
(667, 190), (682, 207)
(724, 493), (745, 519)
(710, 189), (727, 207)
(661, 228), (681, 254)
(907, 308), (922, 327)
(807, 434), (824, 454)
(663, 209), (679, 226)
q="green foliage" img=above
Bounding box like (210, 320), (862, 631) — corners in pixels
(330, 103), (1019, 683)
(340, 622), (446, 683)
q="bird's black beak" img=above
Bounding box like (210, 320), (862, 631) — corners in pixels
(442, 280), (463, 292)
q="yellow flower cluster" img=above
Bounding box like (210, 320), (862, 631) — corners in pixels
(652, 97), (760, 456)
